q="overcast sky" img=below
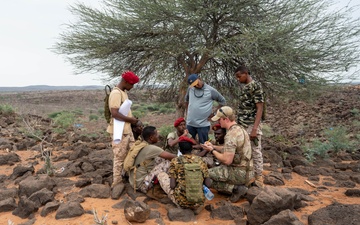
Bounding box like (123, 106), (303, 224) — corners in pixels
(0, 0), (359, 87)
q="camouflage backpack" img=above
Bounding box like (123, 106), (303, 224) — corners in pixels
(104, 85), (112, 123)
(181, 156), (204, 203)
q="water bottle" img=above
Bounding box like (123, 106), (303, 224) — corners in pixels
(203, 185), (214, 200)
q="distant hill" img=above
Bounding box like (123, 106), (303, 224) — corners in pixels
(0, 85), (103, 92)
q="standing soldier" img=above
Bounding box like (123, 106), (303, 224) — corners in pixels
(107, 71), (140, 187)
(234, 65), (265, 188)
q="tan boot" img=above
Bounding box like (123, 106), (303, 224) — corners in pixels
(253, 175), (264, 188)
(229, 185), (248, 203)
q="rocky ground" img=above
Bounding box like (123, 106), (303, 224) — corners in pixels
(0, 86), (359, 225)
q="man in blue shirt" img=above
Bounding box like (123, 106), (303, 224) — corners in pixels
(185, 74), (226, 144)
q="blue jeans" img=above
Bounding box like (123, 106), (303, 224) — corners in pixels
(186, 125), (210, 144)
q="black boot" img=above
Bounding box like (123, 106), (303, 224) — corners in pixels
(229, 185), (248, 203)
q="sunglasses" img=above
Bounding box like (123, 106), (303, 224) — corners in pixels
(219, 108), (228, 117)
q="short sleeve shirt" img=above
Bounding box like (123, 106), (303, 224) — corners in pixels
(165, 131), (192, 154)
(128, 144), (164, 188)
(224, 124), (252, 167)
(237, 80), (264, 127)
(106, 87), (133, 135)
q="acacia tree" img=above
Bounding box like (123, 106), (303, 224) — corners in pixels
(54, 0), (360, 116)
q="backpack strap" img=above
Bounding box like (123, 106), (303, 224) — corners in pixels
(105, 85), (112, 95)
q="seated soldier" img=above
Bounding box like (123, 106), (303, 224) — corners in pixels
(128, 126), (176, 194)
(165, 117), (200, 155)
(157, 138), (211, 215)
(202, 106), (254, 203)
(131, 120), (144, 141)
(205, 123), (226, 167)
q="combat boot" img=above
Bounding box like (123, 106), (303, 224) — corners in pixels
(229, 185), (248, 203)
(253, 175), (264, 188)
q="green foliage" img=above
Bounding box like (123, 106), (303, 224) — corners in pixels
(71, 109), (83, 116)
(89, 114), (99, 121)
(132, 102), (175, 119)
(303, 126), (354, 161)
(261, 124), (274, 138)
(53, 127), (66, 134)
(273, 134), (292, 145)
(52, 111), (76, 129)
(48, 111), (63, 119)
(158, 125), (173, 139)
(24, 129), (43, 140)
(98, 108), (104, 115)
(55, 0), (360, 109)
(350, 108), (360, 117)
(132, 110), (146, 119)
(0, 104), (14, 115)
(325, 126), (352, 153)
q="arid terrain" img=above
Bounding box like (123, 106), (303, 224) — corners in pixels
(0, 86), (359, 225)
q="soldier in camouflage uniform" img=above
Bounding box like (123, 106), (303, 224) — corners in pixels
(202, 106), (254, 203)
(158, 140), (211, 214)
(107, 71), (140, 187)
(234, 65), (265, 188)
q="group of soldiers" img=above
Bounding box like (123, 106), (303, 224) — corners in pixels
(106, 66), (265, 214)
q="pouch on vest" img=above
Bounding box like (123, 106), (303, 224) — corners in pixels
(183, 162), (203, 203)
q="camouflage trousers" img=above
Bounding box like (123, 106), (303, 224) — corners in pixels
(157, 172), (178, 206)
(209, 165), (254, 194)
(138, 158), (170, 194)
(246, 124), (263, 177)
(112, 133), (135, 186)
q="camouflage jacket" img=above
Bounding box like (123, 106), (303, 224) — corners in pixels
(237, 80), (264, 127)
(169, 154), (209, 208)
(224, 124), (253, 168)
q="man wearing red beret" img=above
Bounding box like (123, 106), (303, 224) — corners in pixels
(165, 117), (199, 155)
(107, 70), (140, 187)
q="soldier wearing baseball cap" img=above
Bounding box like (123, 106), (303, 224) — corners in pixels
(202, 106), (255, 203)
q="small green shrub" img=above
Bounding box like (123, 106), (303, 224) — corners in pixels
(52, 111), (75, 129)
(146, 104), (158, 111)
(261, 124), (273, 138)
(350, 108), (360, 116)
(89, 114), (99, 121)
(24, 129), (43, 140)
(303, 126), (354, 161)
(325, 126), (352, 153)
(48, 111), (63, 119)
(133, 110), (146, 119)
(0, 104), (14, 115)
(98, 108), (104, 115)
(158, 125), (173, 138)
(53, 127), (66, 134)
(71, 109), (83, 116)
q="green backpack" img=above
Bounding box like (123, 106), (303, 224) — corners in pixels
(181, 157), (204, 203)
(104, 85), (112, 123)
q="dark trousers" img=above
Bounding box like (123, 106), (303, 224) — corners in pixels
(186, 125), (210, 144)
